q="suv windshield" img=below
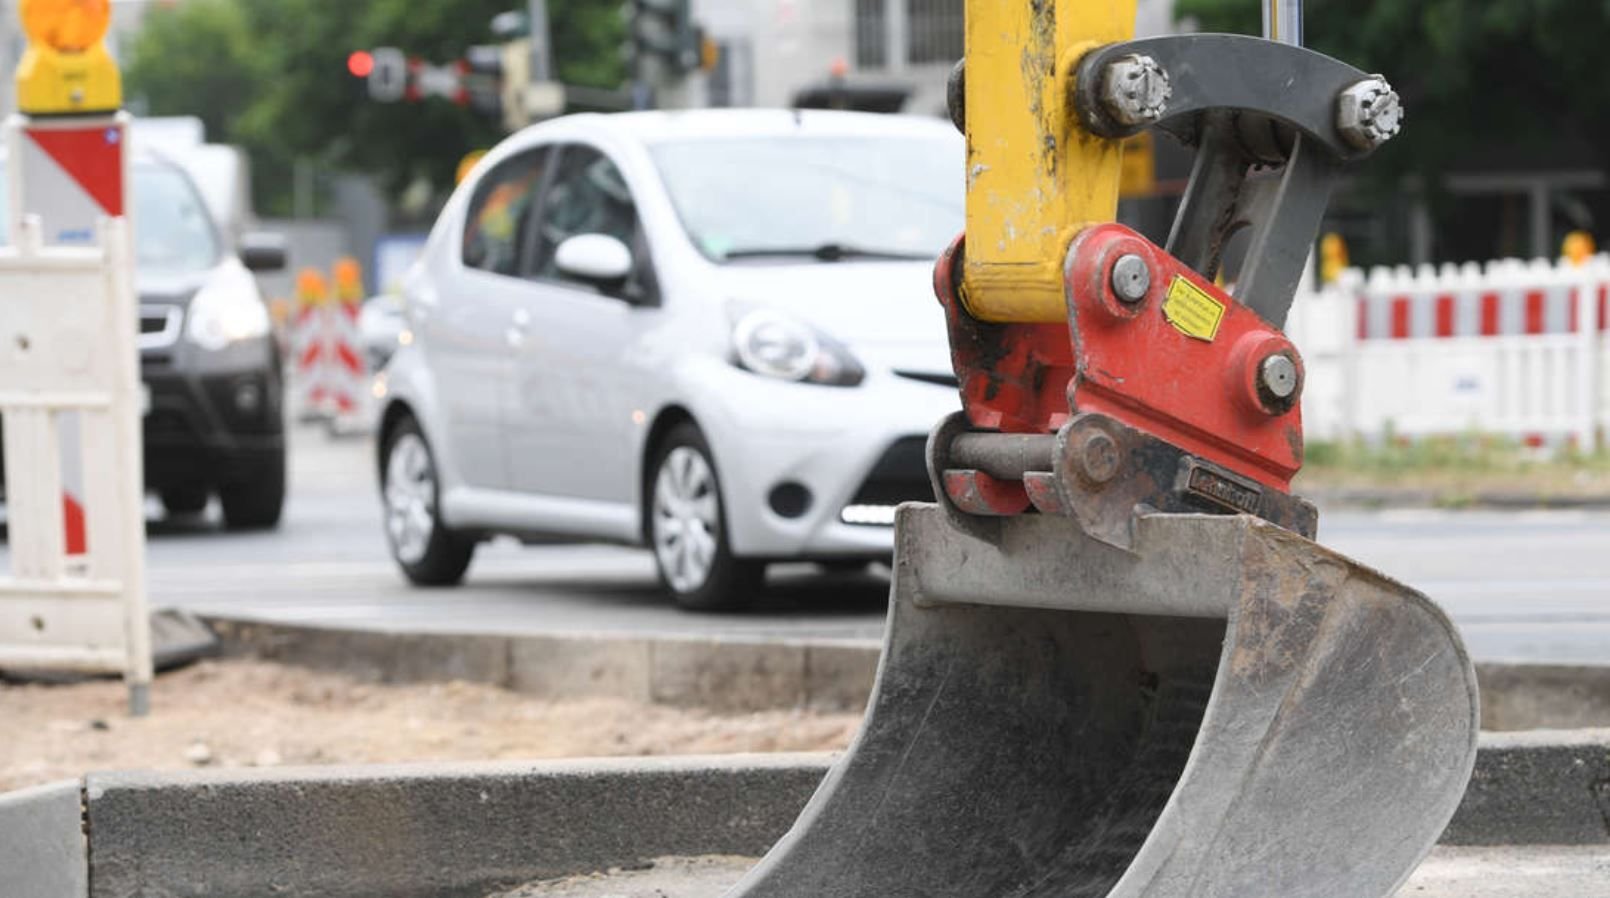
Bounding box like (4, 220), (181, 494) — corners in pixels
(0, 160), (221, 273)
(650, 134), (962, 263)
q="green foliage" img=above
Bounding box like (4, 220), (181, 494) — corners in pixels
(124, 0), (266, 151)
(124, 0), (626, 215)
(1174, 1), (1610, 205)
(1306, 429), (1610, 475)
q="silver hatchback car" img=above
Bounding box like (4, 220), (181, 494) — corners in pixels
(376, 109), (964, 609)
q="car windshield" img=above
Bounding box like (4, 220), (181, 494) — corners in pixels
(650, 134), (963, 263)
(0, 161), (221, 273)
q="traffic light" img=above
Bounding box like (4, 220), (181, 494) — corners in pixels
(627, 0), (702, 77)
(347, 47), (408, 103)
(464, 44), (508, 115)
(347, 50), (375, 79)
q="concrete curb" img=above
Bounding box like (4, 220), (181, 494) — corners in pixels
(207, 617), (881, 713)
(1443, 729), (1610, 846)
(206, 617), (1610, 729)
(3, 733), (1608, 897)
(0, 780), (86, 898)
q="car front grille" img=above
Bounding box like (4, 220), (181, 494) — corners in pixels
(841, 436), (934, 527)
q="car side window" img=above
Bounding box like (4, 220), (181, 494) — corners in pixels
(526, 145), (641, 289)
(461, 149), (549, 276)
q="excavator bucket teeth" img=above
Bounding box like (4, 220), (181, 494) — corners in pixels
(725, 505), (1478, 898)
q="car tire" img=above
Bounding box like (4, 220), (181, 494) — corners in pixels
(648, 423), (763, 611)
(382, 417), (475, 587)
(219, 451), (286, 530)
(160, 485), (210, 517)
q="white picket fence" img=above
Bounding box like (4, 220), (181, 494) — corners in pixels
(1286, 255), (1610, 449)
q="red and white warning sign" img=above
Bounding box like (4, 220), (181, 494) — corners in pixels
(10, 117), (127, 247)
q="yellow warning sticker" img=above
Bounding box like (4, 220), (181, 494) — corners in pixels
(1163, 276), (1227, 342)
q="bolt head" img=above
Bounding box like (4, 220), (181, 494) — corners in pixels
(1077, 431), (1121, 486)
(1099, 54), (1172, 127)
(1260, 354), (1300, 401)
(1110, 254), (1152, 304)
(946, 59), (965, 133)
(1337, 76), (1403, 151)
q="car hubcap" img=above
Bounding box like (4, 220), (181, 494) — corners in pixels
(653, 446), (721, 593)
(385, 433), (436, 565)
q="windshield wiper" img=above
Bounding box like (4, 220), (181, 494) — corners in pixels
(721, 243), (932, 262)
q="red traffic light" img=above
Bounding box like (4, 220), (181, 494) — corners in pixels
(347, 50), (375, 78)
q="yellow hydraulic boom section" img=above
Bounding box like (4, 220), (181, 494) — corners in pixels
(962, 0), (1136, 323)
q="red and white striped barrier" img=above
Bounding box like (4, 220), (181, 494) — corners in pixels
(1288, 256), (1610, 449)
(286, 262), (372, 433)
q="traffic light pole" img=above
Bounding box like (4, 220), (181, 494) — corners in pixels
(527, 0), (552, 83)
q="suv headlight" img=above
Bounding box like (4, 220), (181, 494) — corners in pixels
(731, 308), (864, 387)
(186, 280), (272, 351)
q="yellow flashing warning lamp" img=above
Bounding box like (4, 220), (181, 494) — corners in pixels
(456, 150), (488, 185)
(16, 0), (123, 115)
(1563, 231), (1596, 267)
(1319, 232), (1350, 284)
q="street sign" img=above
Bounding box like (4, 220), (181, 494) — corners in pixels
(412, 60), (468, 104)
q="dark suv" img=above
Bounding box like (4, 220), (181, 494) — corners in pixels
(1, 153), (288, 528)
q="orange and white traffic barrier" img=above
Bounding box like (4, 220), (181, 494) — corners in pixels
(290, 267), (332, 421)
(325, 257), (373, 434)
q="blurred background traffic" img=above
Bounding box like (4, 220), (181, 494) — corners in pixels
(1, 0), (1609, 654)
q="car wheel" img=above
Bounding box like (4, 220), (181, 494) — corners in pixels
(160, 485), (210, 517)
(382, 417), (475, 586)
(219, 451), (286, 530)
(649, 423), (763, 611)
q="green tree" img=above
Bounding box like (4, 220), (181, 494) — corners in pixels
(123, 0), (266, 147)
(125, 0), (625, 215)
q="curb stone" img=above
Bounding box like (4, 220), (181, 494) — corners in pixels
(2, 733), (1608, 898)
(206, 616), (1609, 729)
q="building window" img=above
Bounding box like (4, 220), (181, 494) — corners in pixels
(855, 0), (888, 69)
(906, 0), (963, 65)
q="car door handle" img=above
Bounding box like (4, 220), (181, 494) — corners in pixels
(506, 309), (531, 348)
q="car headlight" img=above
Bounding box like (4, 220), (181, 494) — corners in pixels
(731, 308), (864, 387)
(186, 281), (272, 351)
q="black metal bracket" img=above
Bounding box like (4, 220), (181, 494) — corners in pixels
(1074, 34), (1384, 330)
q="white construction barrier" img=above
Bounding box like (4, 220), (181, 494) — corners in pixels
(1288, 255), (1610, 449)
(286, 261), (373, 434)
(0, 216), (152, 709)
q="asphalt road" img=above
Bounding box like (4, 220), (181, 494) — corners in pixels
(10, 427), (1610, 663)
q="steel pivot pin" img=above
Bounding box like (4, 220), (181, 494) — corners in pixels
(1099, 54), (1172, 127)
(1260, 354), (1300, 406)
(1111, 254), (1151, 304)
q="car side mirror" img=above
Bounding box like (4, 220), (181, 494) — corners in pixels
(240, 232), (288, 273)
(554, 233), (633, 292)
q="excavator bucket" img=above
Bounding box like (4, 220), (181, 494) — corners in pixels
(726, 505), (1478, 897)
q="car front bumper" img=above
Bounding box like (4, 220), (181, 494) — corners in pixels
(689, 362), (961, 560)
(141, 336), (285, 490)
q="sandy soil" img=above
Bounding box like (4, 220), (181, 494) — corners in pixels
(0, 659), (861, 793)
(488, 848), (1610, 898)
